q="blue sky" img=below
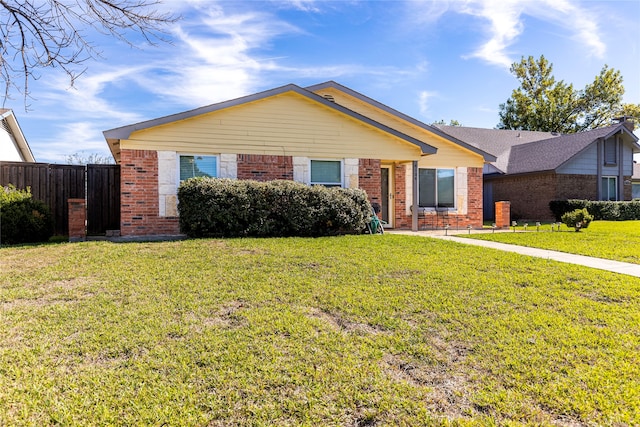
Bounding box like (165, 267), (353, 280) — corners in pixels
(8, 0), (640, 163)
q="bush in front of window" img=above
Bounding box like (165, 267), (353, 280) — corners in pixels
(178, 178), (371, 238)
(1, 185), (53, 245)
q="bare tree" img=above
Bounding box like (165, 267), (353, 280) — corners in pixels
(65, 151), (114, 164)
(0, 0), (177, 105)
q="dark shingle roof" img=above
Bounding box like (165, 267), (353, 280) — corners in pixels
(437, 124), (639, 175)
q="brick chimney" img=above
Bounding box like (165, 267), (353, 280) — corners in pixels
(614, 116), (635, 132)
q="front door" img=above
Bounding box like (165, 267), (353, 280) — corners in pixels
(381, 165), (393, 227)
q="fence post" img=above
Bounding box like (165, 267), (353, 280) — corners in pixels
(68, 198), (86, 242)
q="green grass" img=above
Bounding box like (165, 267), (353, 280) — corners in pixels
(1, 235), (639, 425)
(465, 221), (640, 264)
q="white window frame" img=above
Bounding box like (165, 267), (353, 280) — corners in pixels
(418, 168), (456, 209)
(601, 176), (618, 201)
(309, 159), (344, 187)
(177, 154), (220, 185)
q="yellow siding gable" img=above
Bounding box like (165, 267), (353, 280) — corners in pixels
(121, 91), (423, 161)
(313, 87), (485, 168)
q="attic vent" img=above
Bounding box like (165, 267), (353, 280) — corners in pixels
(322, 94), (335, 102)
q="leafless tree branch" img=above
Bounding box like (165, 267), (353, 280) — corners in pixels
(0, 0), (178, 108)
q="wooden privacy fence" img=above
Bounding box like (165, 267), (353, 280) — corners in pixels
(0, 162), (120, 236)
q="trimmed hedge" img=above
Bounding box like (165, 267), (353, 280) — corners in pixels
(178, 178), (372, 238)
(1, 185), (53, 244)
(550, 199), (640, 221)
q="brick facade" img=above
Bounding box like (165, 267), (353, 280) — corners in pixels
(358, 159), (381, 208)
(119, 150), (486, 236)
(120, 149), (180, 236)
(486, 172), (633, 221)
(237, 155), (293, 181)
(394, 166), (483, 230)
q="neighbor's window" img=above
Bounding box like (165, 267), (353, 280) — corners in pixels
(179, 155), (218, 181)
(601, 176), (617, 201)
(604, 138), (617, 165)
(633, 182), (640, 200)
(310, 160), (342, 187)
(419, 168), (454, 208)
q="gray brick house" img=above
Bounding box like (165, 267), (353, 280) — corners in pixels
(436, 120), (639, 221)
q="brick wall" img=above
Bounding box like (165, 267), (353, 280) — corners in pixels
(396, 166), (484, 229)
(237, 155), (293, 181)
(488, 172), (604, 221)
(358, 159), (381, 207)
(120, 149), (180, 236)
(68, 198), (86, 242)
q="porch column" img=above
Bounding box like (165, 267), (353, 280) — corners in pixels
(412, 160), (419, 231)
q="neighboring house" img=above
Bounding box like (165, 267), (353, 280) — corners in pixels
(0, 109), (35, 162)
(632, 162), (640, 199)
(103, 81), (495, 237)
(437, 120), (640, 221)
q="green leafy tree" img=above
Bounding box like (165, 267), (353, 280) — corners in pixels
(498, 55), (637, 133)
(431, 119), (462, 126)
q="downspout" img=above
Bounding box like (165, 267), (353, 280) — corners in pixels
(596, 138), (603, 200)
(412, 161), (419, 231)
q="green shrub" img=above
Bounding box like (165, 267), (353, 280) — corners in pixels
(178, 178), (371, 238)
(561, 208), (593, 231)
(1, 185), (53, 244)
(550, 199), (640, 221)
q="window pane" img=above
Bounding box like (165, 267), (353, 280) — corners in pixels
(437, 169), (455, 207)
(604, 139), (617, 164)
(311, 160), (341, 185)
(601, 177), (617, 201)
(180, 155), (217, 181)
(418, 169), (435, 207)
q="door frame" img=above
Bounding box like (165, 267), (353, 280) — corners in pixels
(381, 164), (394, 228)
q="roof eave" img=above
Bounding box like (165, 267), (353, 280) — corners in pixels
(103, 83), (438, 156)
(307, 81), (496, 162)
(1, 109), (35, 162)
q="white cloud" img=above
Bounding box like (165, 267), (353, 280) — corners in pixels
(439, 0), (607, 68)
(418, 90), (438, 117)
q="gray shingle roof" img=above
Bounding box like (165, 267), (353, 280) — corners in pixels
(437, 124), (639, 175)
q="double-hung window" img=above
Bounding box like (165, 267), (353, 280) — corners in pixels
(310, 160), (342, 187)
(601, 176), (617, 201)
(419, 168), (455, 208)
(179, 155), (218, 182)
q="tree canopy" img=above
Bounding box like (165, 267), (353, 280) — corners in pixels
(0, 0), (177, 104)
(497, 55), (639, 133)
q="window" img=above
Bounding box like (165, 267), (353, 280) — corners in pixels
(419, 168), (455, 208)
(601, 176), (617, 201)
(179, 155), (218, 181)
(310, 160), (342, 187)
(604, 138), (617, 165)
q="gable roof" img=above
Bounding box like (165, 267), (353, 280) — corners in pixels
(308, 81), (496, 162)
(437, 124), (640, 175)
(0, 109), (35, 162)
(104, 83), (438, 162)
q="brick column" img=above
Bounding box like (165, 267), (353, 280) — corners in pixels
(495, 201), (511, 229)
(68, 198), (86, 242)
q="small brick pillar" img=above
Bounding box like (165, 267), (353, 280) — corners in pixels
(68, 198), (86, 242)
(495, 201), (511, 229)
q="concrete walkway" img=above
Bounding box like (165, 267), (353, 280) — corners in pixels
(389, 230), (640, 278)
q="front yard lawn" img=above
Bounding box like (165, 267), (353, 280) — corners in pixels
(1, 235), (638, 425)
(465, 221), (640, 264)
